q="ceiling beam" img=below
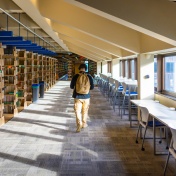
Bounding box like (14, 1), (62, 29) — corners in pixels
(63, 39), (114, 59)
(69, 47), (104, 62)
(67, 44), (108, 60)
(70, 48), (101, 62)
(55, 25), (124, 57)
(33, 0), (141, 53)
(66, 0), (176, 46)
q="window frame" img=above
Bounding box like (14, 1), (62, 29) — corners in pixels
(155, 53), (176, 98)
(125, 60), (129, 78)
(119, 58), (137, 79)
(107, 61), (112, 73)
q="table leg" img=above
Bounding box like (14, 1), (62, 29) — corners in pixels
(129, 100), (132, 127)
(153, 117), (156, 155)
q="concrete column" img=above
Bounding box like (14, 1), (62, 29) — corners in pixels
(102, 61), (108, 75)
(112, 58), (120, 79)
(137, 54), (154, 100)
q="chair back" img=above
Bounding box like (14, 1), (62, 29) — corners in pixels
(121, 82), (127, 94)
(128, 84), (137, 92)
(109, 78), (115, 85)
(115, 80), (119, 88)
(139, 106), (150, 123)
(108, 78), (115, 92)
(99, 73), (102, 77)
(103, 75), (108, 82)
(107, 72), (112, 77)
(170, 128), (176, 150)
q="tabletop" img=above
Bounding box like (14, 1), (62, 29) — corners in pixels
(131, 99), (176, 130)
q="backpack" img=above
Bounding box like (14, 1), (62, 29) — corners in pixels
(76, 73), (90, 94)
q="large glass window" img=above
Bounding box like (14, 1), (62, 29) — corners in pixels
(131, 60), (135, 80)
(120, 61), (123, 77)
(84, 60), (89, 72)
(125, 60), (128, 78)
(154, 57), (157, 88)
(164, 56), (176, 92)
(119, 59), (137, 79)
(107, 61), (112, 73)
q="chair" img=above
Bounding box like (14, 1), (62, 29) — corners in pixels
(136, 105), (168, 151)
(110, 83), (117, 107)
(93, 74), (100, 86)
(98, 74), (105, 92)
(112, 80), (123, 114)
(164, 127), (176, 176)
(108, 78), (115, 102)
(120, 82), (138, 119)
(100, 75), (109, 97)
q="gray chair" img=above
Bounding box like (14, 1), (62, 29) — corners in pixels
(108, 78), (115, 103)
(112, 80), (123, 114)
(100, 75), (109, 97)
(120, 82), (138, 119)
(136, 105), (168, 151)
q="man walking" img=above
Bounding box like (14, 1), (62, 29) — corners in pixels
(70, 63), (94, 132)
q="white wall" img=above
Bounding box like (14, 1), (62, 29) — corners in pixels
(102, 61), (108, 74)
(112, 58), (120, 79)
(138, 54), (154, 100)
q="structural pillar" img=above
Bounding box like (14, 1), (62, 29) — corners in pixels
(112, 58), (120, 79)
(102, 61), (108, 75)
(137, 54), (154, 100)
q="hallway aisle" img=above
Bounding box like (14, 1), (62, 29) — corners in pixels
(0, 81), (174, 176)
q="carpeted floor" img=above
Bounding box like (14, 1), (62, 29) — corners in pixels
(0, 81), (175, 176)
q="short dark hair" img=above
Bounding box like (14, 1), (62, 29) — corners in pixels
(79, 63), (87, 70)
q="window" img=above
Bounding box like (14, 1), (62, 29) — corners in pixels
(120, 60), (123, 77)
(125, 60), (128, 78)
(107, 61), (112, 73)
(84, 60), (89, 72)
(101, 62), (102, 73)
(119, 58), (137, 79)
(164, 56), (176, 92)
(131, 60), (135, 80)
(155, 54), (176, 97)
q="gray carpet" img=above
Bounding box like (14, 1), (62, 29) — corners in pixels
(0, 81), (175, 176)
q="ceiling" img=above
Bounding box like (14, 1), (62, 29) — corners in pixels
(0, 0), (176, 62)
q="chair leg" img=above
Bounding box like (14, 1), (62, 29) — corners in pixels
(118, 95), (121, 115)
(112, 95), (116, 112)
(140, 125), (142, 139)
(115, 92), (120, 115)
(136, 124), (141, 144)
(175, 159), (176, 176)
(121, 96), (125, 119)
(164, 151), (170, 176)
(166, 128), (169, 149)
(159, 128), (162, 144)
(110, 96), (112, 105)
(141, 127), (147, 151)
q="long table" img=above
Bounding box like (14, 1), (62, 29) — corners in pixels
(130, 100), (176, 155)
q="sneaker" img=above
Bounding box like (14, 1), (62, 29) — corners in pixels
(76, 125), (82, 132)
(82, 124), (88, 128)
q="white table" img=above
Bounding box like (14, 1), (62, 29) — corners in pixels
(130, 100), (176, 154)
(117, 79), (138, 86)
